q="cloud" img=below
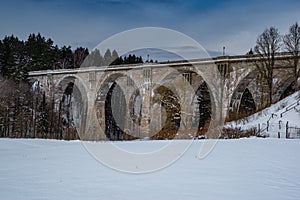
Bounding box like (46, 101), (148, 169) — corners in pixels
(1, 0), (299, 56)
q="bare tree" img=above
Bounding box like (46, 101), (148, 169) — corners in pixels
(254, 26), (281, 105)
(283, 22), (300, 90)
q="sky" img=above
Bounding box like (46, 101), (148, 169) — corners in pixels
(0, 0), (299, 57)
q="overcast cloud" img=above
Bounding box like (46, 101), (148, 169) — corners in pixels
(0, 0), (299, 57)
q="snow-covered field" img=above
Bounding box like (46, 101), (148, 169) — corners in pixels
(1, 138), (300, 200)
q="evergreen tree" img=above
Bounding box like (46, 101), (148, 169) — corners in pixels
(36, 93), (49, 138)
(73, 47), (89, 68)
(104, 49), (112, 65)
(93, 49), (104, 66)
(25, 33), (63, 71)
(111, 50), (119, 64)
(59, 45), (73, 69)
(0, 35), (27, 82)
(0, 40), (3, 74)
(196, 82), (211, 130)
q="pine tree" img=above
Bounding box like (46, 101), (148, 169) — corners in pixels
(104, 49), (112, 65)
(60, 46), (73, 69)
(36, 93), (49, 138)
(0, 35), (27, 82)
(93, 49), (104, 66)
(111, 50), (119, 64)
(73, 47), (89, 68)
(25, 33), (60, 71)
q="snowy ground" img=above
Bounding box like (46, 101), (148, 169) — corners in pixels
(1, 138), (300, 200)
(226, 91), (300, 138)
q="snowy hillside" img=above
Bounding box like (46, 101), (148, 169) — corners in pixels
(226, 91), (300, 138)
(0, 138), (300, 200)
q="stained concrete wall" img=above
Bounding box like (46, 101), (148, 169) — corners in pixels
(29, 55), (297, 139)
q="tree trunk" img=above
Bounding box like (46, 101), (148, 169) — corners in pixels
(269, 79), (272, 105)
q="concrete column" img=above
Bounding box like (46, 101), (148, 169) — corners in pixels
(81, 76), (107, 141)
(140, 87), (151, 138)
(205, 78), (227, 139)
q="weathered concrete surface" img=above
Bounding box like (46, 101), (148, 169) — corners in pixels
(29, 54), (297, 139)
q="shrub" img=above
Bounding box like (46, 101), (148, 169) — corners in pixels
(220, 127), (258, 139)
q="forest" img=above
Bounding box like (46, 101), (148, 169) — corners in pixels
(0, 21), (299, 140)
(0, 33), (143, 139)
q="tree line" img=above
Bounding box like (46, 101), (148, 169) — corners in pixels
(0, 33), (90, 139)
(0, 21), (299, 139)
(0, 33), (144, 139)
(252, 22), (300, 106)
(0, 33), (144, 82)
(0, 33), (91, 82)
(82, 49), (144, 67)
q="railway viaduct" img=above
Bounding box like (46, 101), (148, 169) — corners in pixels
(28, 54), (296, 140)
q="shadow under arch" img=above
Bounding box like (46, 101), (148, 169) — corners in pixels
(153, 68), (213, 138)
(54, 75), (88, 140)
(228, 71), (258, 121)
(279, 81), (296, 100)
(27, 78), (48, 138)
(192, 81), (212, 136)
(151, 85), (181, 139)
(239, 88), (256, 114)
(95, 72), (139, 140)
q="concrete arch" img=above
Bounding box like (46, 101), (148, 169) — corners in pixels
(55, 74), (88, 92)
(153, 66), (216, 105)
(95, 70), (143, 98)
(228, 70), (258, 119)
(273, 72), (295, 102)
(192, 64), (226, 137)
(54, 75), (88, 139)
(151, 84), (181, 139)
(191, 64), (234, 136)
(278, 81), (296, 100)
(29, 78), (46, 97)
(238, 88), (256, 115)
(227, 64), (256, 111)
(153, 67), (214, 137)
(95, 72), (139, 140)
(28, 76), (52, 101)
(191, 81), (212, 133)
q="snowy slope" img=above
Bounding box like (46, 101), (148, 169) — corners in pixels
(226, 91), (300, 138)
(0, 138), (300, 200)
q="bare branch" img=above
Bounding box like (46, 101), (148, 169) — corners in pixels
(283, 22), (300, 90)
(254, 26), (281, 104)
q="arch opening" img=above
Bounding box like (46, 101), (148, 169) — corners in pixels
(228, 87), (256, 121)
(56, 78), (86, 140)
(193, 82), (212, 136)
(152, 69), (213, 138)
(26, 76), (87, 140)
(104, 81), (127, 140)
(238, 88), (256, 115)
(96, 73), (139, 140)
(151, 85), (181, 139)
(280, 81), (295, 100)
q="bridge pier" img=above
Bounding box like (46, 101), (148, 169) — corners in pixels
(28, 54), (296, 140)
